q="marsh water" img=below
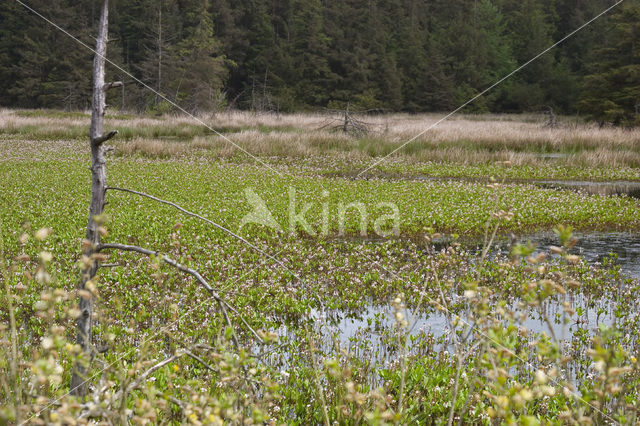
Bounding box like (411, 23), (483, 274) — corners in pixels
(269, 231), (640, 381)
(486, 231), (640, 279)
(531, 180), (640, 198)
(410, 175), (640, 199)
(282, 169), (640, 373)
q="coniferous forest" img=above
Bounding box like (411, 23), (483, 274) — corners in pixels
(0, 0), (638, 125)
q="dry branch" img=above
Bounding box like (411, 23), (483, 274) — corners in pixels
(92, 130), (118, 145)
(113, 349), (222, 408)
(105, 186), (298, 279)
(103, 81), (123, 91)
(114, 347), (217, 403)
(125, 353), (181, 395)
(184, 350), (216, 373)
(96, 242), (263, 344)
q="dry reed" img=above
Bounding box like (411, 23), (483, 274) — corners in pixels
(2, 108), (639, 168)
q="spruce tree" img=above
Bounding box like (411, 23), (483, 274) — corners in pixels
(579, 1), (640, 125)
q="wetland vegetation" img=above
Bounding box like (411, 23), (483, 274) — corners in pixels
(1, 109), (640, 424)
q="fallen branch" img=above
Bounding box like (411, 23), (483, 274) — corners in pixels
(105, 186), (299, 280)
(96, 243), (263, 344)
(184, 350), (216, 373)
(168, 396), (186, 411)
(125, 353), (181, 395)
(220, 300), (263, 343)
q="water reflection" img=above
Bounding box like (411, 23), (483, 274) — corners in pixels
(411, 175), (640, 198)
(492, 232), (640, 279)
(308, 294), (620, 355)
(267, 231), (640, 388)
(310, 232), (640, 355)
(531, 180), (640, 198)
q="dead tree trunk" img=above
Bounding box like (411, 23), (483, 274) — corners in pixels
(343, 102), (350, 134)
(70, 0), (119, 397)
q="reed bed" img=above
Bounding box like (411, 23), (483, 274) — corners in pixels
(2, 108), (640, 169)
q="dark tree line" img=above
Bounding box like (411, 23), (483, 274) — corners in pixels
(0, 0), (638, 124)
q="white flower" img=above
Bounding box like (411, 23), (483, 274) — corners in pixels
(35, 270), (50, 284)
(39, 251), (53, 263)
(535, 369), (547, 384)
(464, 290), (476, 299)
(35, 228), (52, 241)
(41, 337), (54, 350)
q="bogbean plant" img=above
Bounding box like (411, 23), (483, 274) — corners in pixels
(0, 226), (282, 424)
(409, 224), (639, 424)
(244, 234), (638, 424)
(1, 163), (640, 423)
(266, 220), (639, 424)
(2, 221), (640, 424)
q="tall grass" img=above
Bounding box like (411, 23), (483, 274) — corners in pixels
(3, 108), (639, 169)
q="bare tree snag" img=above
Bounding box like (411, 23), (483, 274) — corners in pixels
(317, 104), (374, 137)
(343, 102), (350, 134)
(70, 0), (116, 397)
(545, 106), (558, 128)
(157, 4), (162, 103)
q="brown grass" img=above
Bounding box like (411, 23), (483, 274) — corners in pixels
(2, 108), (640, 168)
(116, 137), (190, 158)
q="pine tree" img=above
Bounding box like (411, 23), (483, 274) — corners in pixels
(283, 0), (333, 109)
(211, 0), (275, 110)
(136, 0), (180, 111)
(396, 0), (455, 111)
(0, 0), (637, 119)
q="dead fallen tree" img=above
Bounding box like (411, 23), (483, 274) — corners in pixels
(317, 103), (386, 137)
